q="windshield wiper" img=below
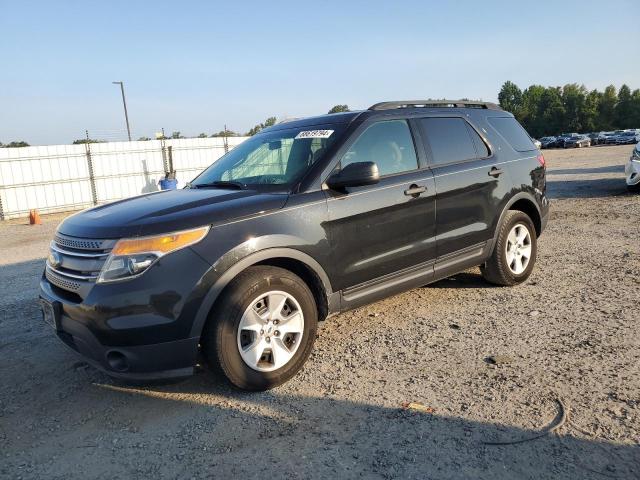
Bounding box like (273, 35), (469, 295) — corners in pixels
(191, 180), (247, 190)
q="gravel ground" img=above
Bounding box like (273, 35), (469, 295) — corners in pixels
(1, 145), (639, 479)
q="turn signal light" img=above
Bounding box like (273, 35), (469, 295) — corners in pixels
(112, 226), (210, 256)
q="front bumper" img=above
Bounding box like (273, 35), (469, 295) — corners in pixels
(626, 159), (640, 186)
(38, 246), (212, 380)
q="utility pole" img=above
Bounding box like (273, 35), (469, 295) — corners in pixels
(112, 81), (132, 141)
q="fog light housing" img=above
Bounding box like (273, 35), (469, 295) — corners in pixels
(106, 351), (129, 372)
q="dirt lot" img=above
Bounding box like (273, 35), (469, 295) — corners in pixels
(1, 145), (639, 479)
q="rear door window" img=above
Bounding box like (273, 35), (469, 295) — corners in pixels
(419, 117), (477, 166)
(488, 117), (536, 152)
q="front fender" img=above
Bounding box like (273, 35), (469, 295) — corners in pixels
(188, 241), (333, 338)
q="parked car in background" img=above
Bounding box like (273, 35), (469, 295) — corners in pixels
(587, 132), (603, 145)
(597, 132), (608, 144)
(533, 138), (542, 149)
(540, 136), (557, 149)
(616, 130), (640, 145)
(605, 130), (626, 144)
(625, 142), (640, 192)
(556, 133), (580, 148)
(564, 135), (591, 148)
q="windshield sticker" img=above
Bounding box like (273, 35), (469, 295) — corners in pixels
(295, 130), (334, 139)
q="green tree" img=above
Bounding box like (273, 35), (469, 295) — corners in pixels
(497, 81), (640, 134)
(137, 136), (151, 141)
(598, 85), (617, 130)
(328, 104), (350, 114)
(615, 84), (633, 128)
(211, 130), (238, 137)
(630, 89), (640, 128)
(580, 89), (601, 132)
(246, 117), (277, 136)
(539, 87), (566, 135)
(498, 81), (523, 117)
(72, 138), (103, 144)
(4, 140), (30, 147)
(562, 83), (588, 131)
(520, 85), (546, 137)
(197, 133), (208, 138)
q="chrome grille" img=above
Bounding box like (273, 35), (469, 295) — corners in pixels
(46, 267), (81, 291)
(46, 233), (117, 292)
(53, 234), (107, 251)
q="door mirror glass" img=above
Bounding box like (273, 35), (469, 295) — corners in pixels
(326, 161), (380, 190)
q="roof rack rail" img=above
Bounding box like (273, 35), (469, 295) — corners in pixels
(368, 100), (502, 111)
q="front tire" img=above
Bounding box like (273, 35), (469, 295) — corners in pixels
(481, 211), (538, 286)
(202, 266), (318, 391)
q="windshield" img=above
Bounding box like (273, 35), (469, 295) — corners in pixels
(191, 124), (345, 189)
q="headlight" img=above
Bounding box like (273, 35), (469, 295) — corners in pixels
(97, 225), (210, 283)
(632, 149), (640, 162)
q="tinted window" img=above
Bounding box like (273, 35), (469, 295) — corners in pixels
(420, 117), (477, 165)
(468, 124), (490, 157)
(488, 117), (536, 152)
(341, 120), (418, 176)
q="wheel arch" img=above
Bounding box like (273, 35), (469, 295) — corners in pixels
(190, 248), (335, 338)
(488, 193), (542, 256)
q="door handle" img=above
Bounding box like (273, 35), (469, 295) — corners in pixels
(488, 167), (504, 177)
(404, 185), (427, 197)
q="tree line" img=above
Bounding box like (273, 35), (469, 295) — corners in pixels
(498, 81), (640, 138)
(17, 86), (640, 148)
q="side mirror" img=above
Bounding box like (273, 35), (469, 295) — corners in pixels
(326, 161), (380, 190)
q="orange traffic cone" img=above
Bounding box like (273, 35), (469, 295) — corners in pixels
(29, 209), (42, 225)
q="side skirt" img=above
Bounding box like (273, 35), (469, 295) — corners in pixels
(337, 241), (489, 313)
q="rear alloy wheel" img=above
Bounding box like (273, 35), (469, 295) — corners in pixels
(504, 224), (532, 275)
(202, 266), (317, 391)
(481, 210), (537, 286)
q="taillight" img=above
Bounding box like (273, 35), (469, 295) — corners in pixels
(537, 153), (546, 168)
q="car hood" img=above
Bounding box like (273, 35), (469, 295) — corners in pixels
(58, 188), (289, 239)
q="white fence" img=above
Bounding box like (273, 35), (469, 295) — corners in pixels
(0, 137), (248, 220)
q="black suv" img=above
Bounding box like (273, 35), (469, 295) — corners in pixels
(40, 100), (549, 390)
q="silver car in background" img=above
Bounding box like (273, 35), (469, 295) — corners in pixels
(626, 143), (640, 192)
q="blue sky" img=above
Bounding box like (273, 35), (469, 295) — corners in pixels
(1, 0), (638, 145)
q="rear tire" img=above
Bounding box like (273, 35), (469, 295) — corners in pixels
(201, 266), (318, 391)
(481, 211), (537, 286)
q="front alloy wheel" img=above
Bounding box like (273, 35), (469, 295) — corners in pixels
(237, 291), (304, 372)
(202, 265), (317, 391)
